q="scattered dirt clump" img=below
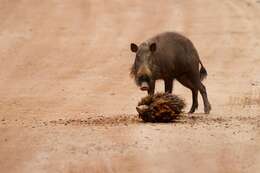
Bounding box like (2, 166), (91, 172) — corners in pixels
(136, 93), (186, 122)
(49, 115), (140, 126)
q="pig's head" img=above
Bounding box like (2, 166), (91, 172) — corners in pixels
(130, 42), (157, 91)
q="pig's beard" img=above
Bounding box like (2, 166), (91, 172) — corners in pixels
(135, 74), (153, 91)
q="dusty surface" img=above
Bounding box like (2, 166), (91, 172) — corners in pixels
(0, 0), (260, 172)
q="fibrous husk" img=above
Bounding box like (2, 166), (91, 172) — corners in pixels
(136, 92), (186, 122)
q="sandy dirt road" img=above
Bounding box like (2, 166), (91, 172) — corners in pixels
(0, 0), (260, 172)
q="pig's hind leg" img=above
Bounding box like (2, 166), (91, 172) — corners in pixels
(196, 81), (211, 114)
(177, 75), (198, 113)
(189, 72), (211, 114)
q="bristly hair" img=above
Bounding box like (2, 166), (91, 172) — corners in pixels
(129, 64), (136, 78)
(130, 64), (140, 86)
(130, 60), (160, 86)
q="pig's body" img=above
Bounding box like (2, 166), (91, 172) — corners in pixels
(130, 32), (211, 114)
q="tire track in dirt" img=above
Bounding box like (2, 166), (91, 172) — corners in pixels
(175, 0), (260, 116)
(223, 0), (260, 114)
(225, 1), (260, 171)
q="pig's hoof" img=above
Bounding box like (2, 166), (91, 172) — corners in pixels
(188, 107), (196, 114)
(188, 104), (198, 114)
(188, 110), (195, 114)
(204, 104), (211, 114)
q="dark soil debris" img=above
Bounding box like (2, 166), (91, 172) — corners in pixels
(49, 115), (140, 126)
(46, 113), (260, 127)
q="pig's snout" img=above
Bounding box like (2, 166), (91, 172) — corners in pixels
(140, 82), (149, 91)
(136, 105), (149, 114)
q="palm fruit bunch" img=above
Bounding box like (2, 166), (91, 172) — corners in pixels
(136, 92), (185, 122)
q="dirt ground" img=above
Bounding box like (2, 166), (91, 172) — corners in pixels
(0, 0), (260, 172)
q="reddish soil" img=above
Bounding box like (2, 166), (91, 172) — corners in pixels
(0, 0), (260, 172)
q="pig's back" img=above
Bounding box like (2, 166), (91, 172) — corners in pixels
(148, 32), (193, 56)
(147, 32), (200, 75)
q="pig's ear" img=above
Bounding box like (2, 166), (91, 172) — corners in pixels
(130, 43), (138, 53)
(149, 43), (156, 52)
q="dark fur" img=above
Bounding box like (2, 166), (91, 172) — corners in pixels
(130, 32), (211, 114)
